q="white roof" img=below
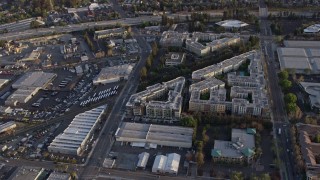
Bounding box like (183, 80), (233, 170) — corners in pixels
(152, 155), (167, 172)
(216, 20), (249, 28)
(137, 152), (150, 168)
(0, 79), (9, 88)
(304, 24), (320, 33)
(48, 105), (107, 155)
(164, 153), (181, 173)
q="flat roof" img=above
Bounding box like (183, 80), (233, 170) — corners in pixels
(284, 40), (320, 48)
(0, 79), (9, 88)
(48, 105), (107, 154)
(93, 64), (133, 83)
(212, 129), (255, 158)
(12, 71), (56, 88)
(216, 20), (249, 28)
(115, 122), (193, 147)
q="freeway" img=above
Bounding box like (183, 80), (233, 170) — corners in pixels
(259, 4), (296, 180)
(0, 16), (161, 41)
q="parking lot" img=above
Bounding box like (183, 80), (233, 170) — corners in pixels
(108, 142), (188, 175)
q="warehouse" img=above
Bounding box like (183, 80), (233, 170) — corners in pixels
(277, 45), (320, 74)
(93, 64), (133, 85)
(152, 153), (181, 175)
(5, 71), (56, 106)
(0, 79), (9, 89)
(115, 122), (193, 148)
(0, 121), (16, 133)
(48, 105), (107, 156)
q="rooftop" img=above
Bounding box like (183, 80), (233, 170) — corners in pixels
(115, 122), (193, 145)
(216, 20), (249, 28)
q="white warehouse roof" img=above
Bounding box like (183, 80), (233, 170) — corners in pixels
(115, 122), (193, 148)
(48, 105), (107, 156)
(152, 153), (181, 175)
(216, 20), (249, 28)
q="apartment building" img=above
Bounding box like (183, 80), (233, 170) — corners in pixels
(126, 77), (185, 122)
(189, 51), (269, 116)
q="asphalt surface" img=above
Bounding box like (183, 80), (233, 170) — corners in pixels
(0, 16), (161, 41)
(259, 13), (296, 180)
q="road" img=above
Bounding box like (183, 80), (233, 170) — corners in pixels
(0, 16), (161, 41)
(259, 1), (296, 179)
(79, 3), (152, 177)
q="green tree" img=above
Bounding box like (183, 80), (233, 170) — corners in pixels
(278, 70), (289, 80)
(284, 93), (297, 103)
(314, 134), (320, 143)
(140, 67), (147, 79)
(231, 171), (244, 180)
(180, 116), (197, 127)
(280, 79), (292, 90)
(196, 152), (204, 166)
(286, 103), (297, 113)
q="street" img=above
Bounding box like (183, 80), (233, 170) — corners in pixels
(259, 4), (296, 179)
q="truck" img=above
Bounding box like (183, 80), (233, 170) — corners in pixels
(278, 128), (281, 135)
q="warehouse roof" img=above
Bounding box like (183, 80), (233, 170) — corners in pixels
(216, 20), (249, 28)
(115, 122), (193, 145)
(48, 105), (107, 155)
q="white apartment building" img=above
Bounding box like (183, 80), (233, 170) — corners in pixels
(126, 77), (185, 122)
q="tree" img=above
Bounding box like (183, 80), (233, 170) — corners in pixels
(284, 93), (297, 104)
(231, 171), (244, 180)
(286, 103), (297, 113)
(280, 79), (292, 90)
(140, 67), (147, 79)
(180, 116), (197, 127)
(196, 152), (204, 166)
(278, 70), (289, 80)
(314, 133), (320, 143)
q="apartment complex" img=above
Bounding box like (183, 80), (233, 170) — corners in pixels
(189, 51), (268, 116)
(159, 31), (240, 56)
(126, 77), (185, 122)
(186, 32), (240, 56)
(296, 123), (320, 179)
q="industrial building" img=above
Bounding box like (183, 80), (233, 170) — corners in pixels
(211, 128), (256, 164)
(48, 105), (107, 156)
(47, 172), (71, 180)
(5, 71), (56, 106)
(137, 152), (150, 170)
(94, 28), (127, 40)
(0, 121), (16, 134)
(304, 24), (320, 34)
(152, 153), (181, 175)
(299, 82), (320, 111)
(115, 122), (193, 148)
(215, 20), (249, 29)
(93, 64), (133, 85)
(9, 166), (44, 180)
(277, 45), (320, 74)
(126, 77), (185, 122)
(165, 52), (186, 66)
(0, 79), (9, 89)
